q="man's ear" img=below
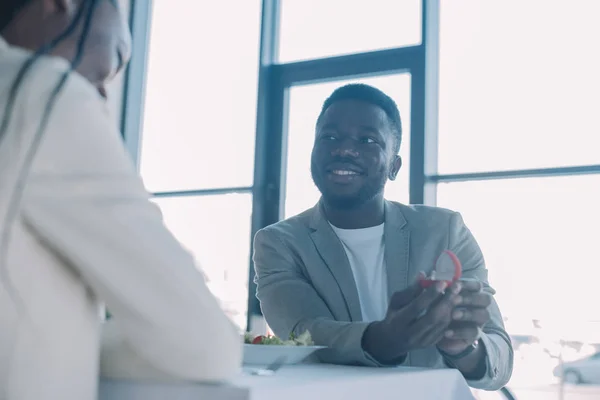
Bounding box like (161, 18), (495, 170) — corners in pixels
(389, 155), (402, 181)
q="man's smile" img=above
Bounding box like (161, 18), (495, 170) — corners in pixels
(324, 162), (365, 184)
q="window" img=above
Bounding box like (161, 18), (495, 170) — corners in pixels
(278, 0), (422, 63)
(437, 175), (600, 391)
(153, 194), (252, 330)
(138, 1), (262, 330)
(437, 175), (600, 322)
(139, 0), (262, 192)
(437, 0), (600, 173)
(125, 1), (600, 396)
(436, 2), (600, 396)
(284, 73), (412, 218)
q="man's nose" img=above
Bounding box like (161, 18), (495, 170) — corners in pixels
(331, 139), (359, 158)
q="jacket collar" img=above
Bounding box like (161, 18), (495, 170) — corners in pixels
(307, 199), (411, 320)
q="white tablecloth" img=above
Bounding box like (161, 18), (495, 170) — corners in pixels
(100, 364), (475, 400)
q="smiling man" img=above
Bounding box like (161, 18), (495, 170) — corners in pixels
(253, 84), (513, 391)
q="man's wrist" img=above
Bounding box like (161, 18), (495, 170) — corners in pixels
(441, 340), (488, 380)
(362, 321), (407, 365)
(438, 340), (479, 360)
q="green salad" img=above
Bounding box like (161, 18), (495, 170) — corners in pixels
(244, 330), (314, 346)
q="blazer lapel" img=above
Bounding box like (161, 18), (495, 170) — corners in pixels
(308, 202), (363, 322)
(384, 201), (410, 302)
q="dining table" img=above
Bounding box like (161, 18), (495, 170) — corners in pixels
(99, 364), (476, 400)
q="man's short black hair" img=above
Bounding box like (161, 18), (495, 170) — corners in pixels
(317, 83), (402, 154)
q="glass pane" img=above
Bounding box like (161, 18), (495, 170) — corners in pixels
(438, 0), (600, 173)
(437, 176), (600, 396)
(140, 1), (261, 192)
(152, 194), (252, 330)
(278, 0), (422, 63)
(285, 74), (411, 218)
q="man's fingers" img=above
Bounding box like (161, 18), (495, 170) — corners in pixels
(402, 281), (450, 318)
(388, 286), (422, 310)
(408, 283), (461, 332)
(458, 279), (484, 293)
(408, 285), (462, 347)
(444, 323), (480, 342)
(447, 281), (463, 296)
(401, 315), (449, 350)
(415, 327), (447, 348)
(388, 275), (427, 310)
(418, 320), (452, 347)
(451, 308), (490, 326)
(461, 292), (492, 308)
(418, 285), (460, 322)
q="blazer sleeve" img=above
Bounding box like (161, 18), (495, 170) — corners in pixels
(17, 75), (241, 382)
(253, 228), (404, 367)
(448, 212), (514, 391)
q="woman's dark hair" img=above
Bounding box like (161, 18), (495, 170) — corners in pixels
(0, 0), (101, 309)
(0, 1), (31, 31)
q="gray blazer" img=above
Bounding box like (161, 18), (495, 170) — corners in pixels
(253, 200), (513, 391)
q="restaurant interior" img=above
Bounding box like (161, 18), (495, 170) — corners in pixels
(102, 0), (600, 399)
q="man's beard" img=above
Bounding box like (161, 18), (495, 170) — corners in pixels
(310, 161), (387, 210)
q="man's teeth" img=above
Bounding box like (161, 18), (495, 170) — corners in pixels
(332, 170), (358, 175)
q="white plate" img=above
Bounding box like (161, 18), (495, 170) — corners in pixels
(243, 344), (325, 366)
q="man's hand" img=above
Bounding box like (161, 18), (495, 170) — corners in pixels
(362, 275), (463, 364)
(436, 279), (492, 355)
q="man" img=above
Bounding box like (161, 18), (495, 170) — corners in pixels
(253, 84), (513, 391)
(0, 1), (240, 399)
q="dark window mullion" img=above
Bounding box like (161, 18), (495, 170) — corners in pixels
(151, 186), (253, 198)
(277, 46), (421, 86)
(421, 0), (440, 206)
(247, 0), (282, 330)
(428, 165), (600, 184)
(121, 0), (154, 168)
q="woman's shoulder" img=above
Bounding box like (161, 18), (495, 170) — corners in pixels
(1, 51), (129, 179)
(1, 46), (104, 116)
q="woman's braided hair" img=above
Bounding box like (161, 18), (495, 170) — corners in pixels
(0, 0), (101, 309)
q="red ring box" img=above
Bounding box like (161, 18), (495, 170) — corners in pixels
(419, 250), (462, 288)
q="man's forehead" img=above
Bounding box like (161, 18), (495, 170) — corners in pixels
(319, 99), (390, 129)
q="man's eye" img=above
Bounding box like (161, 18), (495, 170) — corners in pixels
(320, 135), (337, 141)
(360, 137), (376, 144)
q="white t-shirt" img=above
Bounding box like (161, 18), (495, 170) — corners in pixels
(330, 223), (388, 322)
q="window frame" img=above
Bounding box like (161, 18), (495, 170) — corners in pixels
(243, 0), (439, 330)
(122, 0), (600, 332)
(122, 0), (438, 331)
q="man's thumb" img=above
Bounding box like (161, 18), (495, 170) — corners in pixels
(388, 272), (425, 309)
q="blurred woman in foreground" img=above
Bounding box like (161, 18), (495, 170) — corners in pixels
(0, 1), (241, 399)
